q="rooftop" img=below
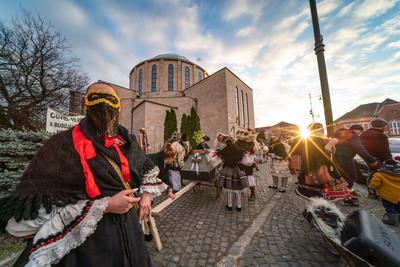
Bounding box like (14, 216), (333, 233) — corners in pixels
(256, 121), (299, 132)
(151, 53), (191, 62)
(131, 53), (206, 74)
(335, 98), (399, 122)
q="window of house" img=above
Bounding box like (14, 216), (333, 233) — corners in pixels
(389, 120), (400, 135)
(185, 66), (190, 89)
(198, 71), (203, 81)
(168, 64), (174, 91)
(138, 68), (143, 96)
(151, 64), (157, 92)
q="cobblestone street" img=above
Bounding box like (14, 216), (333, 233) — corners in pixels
(148, 162), (392, 266)
(148, 164), (277, 266)
(1, 163), (393, 267)
(238, 180), (347, 267)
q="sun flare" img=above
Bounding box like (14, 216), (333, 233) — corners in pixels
(300, 127), (310, 139)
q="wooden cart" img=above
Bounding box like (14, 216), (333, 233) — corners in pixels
(180, 152), (223, 198)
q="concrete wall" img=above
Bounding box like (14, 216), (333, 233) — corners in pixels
(134, 97), (195, 133)
(131, 97), (196, 152)
(185, 68), (229, 143)
(225, 68), (255, 136)
(131, 103), (146, 139)
(143, 102), (172, 153)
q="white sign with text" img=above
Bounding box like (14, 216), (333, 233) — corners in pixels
(46, 108), (84, 133)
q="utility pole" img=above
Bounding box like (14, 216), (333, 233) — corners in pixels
(309, 93), (315, 123)
(309, 0), (334, 137)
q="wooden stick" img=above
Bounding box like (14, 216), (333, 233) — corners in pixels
(149, 182), (198, 251)
(148, 216), (162, 251)
(152, 182), (198, 215)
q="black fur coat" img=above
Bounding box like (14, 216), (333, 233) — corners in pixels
(0, 118), (155, 229)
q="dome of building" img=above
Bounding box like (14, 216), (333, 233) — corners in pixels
(129, 53), (208, 97)
(152, 53), (191, 62)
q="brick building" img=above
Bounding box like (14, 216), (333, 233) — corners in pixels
(334, 98), (400, 136)
(70, 53), (255, 152)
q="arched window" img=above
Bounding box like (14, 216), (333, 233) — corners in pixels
(198, 71), (203, 81)
(168, 64), (174, 91)
(138, 68), (143, 96)
(151, 64), (157, 92)
(184, 66), (190, 89)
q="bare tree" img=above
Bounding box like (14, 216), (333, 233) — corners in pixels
(0, 11), (89, 130)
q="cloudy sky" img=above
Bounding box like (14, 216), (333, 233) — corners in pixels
(1, 0), (399, 128)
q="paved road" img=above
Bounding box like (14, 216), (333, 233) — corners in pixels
(148, 163), (391, 266)
(2, 162), (392, 267)
(148, 164), (277, 267)
(238, 180), (347, 267)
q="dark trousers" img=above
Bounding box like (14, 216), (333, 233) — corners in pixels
(382, 199), (400, 214)
(338, 161), (356, 188)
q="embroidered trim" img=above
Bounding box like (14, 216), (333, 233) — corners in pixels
(27, 198), (108, 267)
(140, 166), (168, 197)
(84, 97), (120, 109)
(29, 201), (93, 254)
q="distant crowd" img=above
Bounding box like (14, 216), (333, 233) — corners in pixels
(152, 117), (399, 226)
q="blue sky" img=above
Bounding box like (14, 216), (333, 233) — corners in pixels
(1, 0), (399, 128)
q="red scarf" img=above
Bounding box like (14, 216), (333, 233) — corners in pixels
(72, 125), (131, 198)
(103, 136), (131, 183)
(72, 125), (100, 198)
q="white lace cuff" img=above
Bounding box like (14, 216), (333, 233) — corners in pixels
(140, 166), (168, 197)
(26, 198), (108, 267)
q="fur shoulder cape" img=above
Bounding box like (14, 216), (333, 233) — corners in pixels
(0, 119), (154, 229)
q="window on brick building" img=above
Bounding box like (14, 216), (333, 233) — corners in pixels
(151, 64), (157, 92)
(185, 66), (190, 89)
(168, 64), (174, 91)
(198, 71), (203, 81)
(138, 68), (143, 96)
(389, 120), (400, 135)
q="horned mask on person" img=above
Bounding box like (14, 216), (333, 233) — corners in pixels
(84, 82), (121, 136)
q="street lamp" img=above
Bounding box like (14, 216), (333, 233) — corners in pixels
(309, 0), (334, 137)
(308, 92), (322, 123)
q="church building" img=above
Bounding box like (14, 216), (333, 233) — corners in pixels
(70, 53), (255, 153)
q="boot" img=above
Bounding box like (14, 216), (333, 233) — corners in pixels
(269, 176), (279, 189)
(249, 186), (256, 201)
(382, 213), (399, 226)
(279, 176), (289, 193)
